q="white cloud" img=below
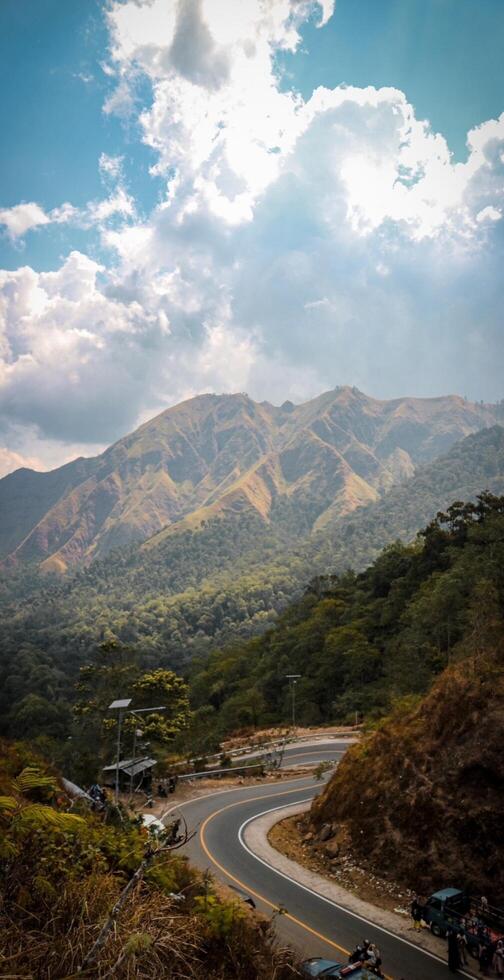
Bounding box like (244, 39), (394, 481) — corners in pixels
(0, 201), (77, 239)
(0, 203), (50, 238)
(297, 89), (504, 240)
(88, 153), (136, 226)
(103, 0), (504, 241)
(74, 71), (94, 85)
(99, 152), (124, 180)
(0, 155), (135, 244)
(0, 0), (503, 470)
(88, 186), (136, 223)
(304, 298), (331, 310)
(476, 205), (501, 223)
(0, 243), (257, 448)
(105, 0), (317, 223)
(316, 0), (335, 26)
(0, 446), (45, 478)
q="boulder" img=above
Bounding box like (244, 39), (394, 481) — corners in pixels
(318, 823), (332, 842)
(325, 839), (340, 858)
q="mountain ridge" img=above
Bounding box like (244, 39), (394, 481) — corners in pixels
(1, 424), (504, 736)
(0, 386), (499, 572)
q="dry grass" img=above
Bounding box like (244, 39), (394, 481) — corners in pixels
(0, 742), (301, 980)
(0, 868), (300, 979)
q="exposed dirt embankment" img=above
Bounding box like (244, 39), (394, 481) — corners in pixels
(269, 812), (413, 913)
(307, 650), (504, 901)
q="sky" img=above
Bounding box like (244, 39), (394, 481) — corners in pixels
(0, 0), (503, 476)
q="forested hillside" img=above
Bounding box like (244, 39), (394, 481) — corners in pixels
(1, 426), (504, 744)
(188, 491), (504, 736)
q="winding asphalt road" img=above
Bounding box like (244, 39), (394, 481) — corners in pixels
(166, 743), (472, 980)
(258, 738), (350, 769)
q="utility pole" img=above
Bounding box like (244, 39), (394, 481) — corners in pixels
(285, 674), (301, 731)
(130, 727), (143, 801)
(127, 705), (166, 801)
(108, 699), (132, 805)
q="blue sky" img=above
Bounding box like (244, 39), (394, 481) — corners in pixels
(0, 0), (503, 473)
(283, 0), (504, 161)
(0, 0), (160, 271)
(1, 0), (503, 269)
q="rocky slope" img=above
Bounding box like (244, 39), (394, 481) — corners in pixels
(309, 647), (504, 901)
(0, 387), (498, 573)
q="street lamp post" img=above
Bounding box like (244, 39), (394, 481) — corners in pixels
(285, 674), (301, 730)
(108, 698), (132, 805)
(130, 727), (143, 800)
(127, 705), (166, 800)
(108, 702), (166, 804)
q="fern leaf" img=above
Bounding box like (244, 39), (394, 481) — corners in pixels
(13, 766), (58, 796)
(0, 838), (18, 860)
(17, 804), (85, 832)
(0, 795), (18, 813)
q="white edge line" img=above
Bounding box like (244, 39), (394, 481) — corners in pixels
(159, 745), (343, 822)
(237, 799), (475, 980)
(159, 774), (318, 824)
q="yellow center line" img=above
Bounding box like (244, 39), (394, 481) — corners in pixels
(199, 785), (393, 979)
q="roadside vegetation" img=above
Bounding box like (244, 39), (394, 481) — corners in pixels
(0, 741), (299, 979)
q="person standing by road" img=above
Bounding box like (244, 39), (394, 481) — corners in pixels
(457, 931), (468, 966)
(478, 941), (493, 976)
(411, 896), (423, 931)
(364, 942), (384, 978)
(447, 928), (461, 973)
(494, 939), (504, 978)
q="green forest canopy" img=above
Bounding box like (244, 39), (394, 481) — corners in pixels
(187, 492), (504, 737)
(1, 424), (504, 754)
(2, 489), (504, 778)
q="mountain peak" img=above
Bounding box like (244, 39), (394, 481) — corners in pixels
(0, 388), (499, 572)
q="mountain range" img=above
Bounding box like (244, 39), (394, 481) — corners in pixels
(0, 386), (499, 573)
(1, 389), (504, 738)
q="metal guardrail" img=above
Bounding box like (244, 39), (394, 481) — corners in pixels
(219, 731), (358, 761)
(178, 763), (264, 782)
(169, 730), (359, 770)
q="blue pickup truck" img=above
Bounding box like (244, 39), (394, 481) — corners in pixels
(422, 888), (504, 958)
(423, 888), (471, 938)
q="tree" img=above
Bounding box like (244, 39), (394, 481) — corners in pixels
(132, 669), (191, 742)
(9, 695), (72, 741)
(73, 643), (191, 771)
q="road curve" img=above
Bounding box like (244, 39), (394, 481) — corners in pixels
(267, 739), (349, 769)
(167, 769), (472, 979)
(189, 740), (347, 776)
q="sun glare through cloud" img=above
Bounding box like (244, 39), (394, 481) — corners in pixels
(0, 0), (503, 474)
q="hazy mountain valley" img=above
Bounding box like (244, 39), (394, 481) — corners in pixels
(1, 388), (504, 746)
